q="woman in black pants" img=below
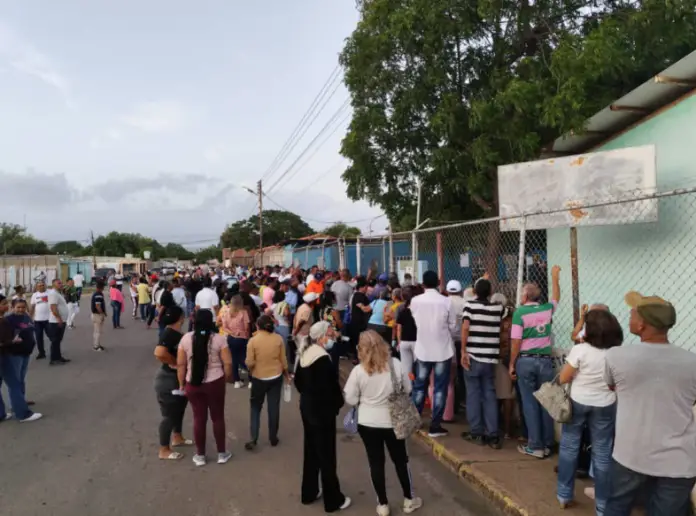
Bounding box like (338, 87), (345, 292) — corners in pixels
(343, 330), (423, 515)
(294, 321), (351, 513)
(153, 306), (192, 460)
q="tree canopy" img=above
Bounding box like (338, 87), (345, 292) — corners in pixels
(323, 222), (362, 238)
(340, 0), (696, 229)
(220, 209), (314, 249)
(51, 240), (85, 255)
(0, 223), (50, 255)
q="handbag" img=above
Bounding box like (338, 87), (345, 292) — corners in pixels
(387, 358), (422, 439)
(343, 406), (358, 434)
(533, 374), (572, 423)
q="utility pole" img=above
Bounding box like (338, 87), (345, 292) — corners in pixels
(90, 230), (97, 271)
(257, 180), (263, 249)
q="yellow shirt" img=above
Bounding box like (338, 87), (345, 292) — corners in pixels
(387, 301), (403, 328)
(137, 283), (151, 304)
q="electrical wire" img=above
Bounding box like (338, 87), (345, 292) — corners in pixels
(261, 66), (342, 185)
(261, 191), (384, 226)
(265, 99), (350, 195)
(271, 110), (351, 193)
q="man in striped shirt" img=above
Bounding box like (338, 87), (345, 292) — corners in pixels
(460, 278), (504, 449)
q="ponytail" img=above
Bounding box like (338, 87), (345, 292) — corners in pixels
(190, 310), (215, 386)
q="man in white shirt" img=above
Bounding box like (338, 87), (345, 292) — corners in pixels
(194, 277), (220, 316)
(47, 279), (71, 365)
(171, 278), (188, 314)
(30, 281), (51, 359)
(73, 271), (85, 301)
(409, 270), (458, 437)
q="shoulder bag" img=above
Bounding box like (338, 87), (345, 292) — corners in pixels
(533, 373), (572, 423)
(387, 359), (422, 439)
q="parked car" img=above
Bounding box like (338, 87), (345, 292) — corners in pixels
(91, 268), (116, 286)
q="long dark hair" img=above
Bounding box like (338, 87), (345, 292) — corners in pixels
(190, 310), (215, 386)
(584, 310), (623, 350)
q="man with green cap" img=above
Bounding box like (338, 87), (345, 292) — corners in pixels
(603, 291), (696, 516)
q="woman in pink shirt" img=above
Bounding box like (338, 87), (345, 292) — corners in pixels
(109, 282), (125, 329)
(177, 310), (233, 467)
(221, 294), (251, 389)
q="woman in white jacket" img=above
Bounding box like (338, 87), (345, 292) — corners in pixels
(344, 330), (423, 516)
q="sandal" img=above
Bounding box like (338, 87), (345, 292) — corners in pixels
(172, 439), (194, 447)
(159, 451), (184, 460)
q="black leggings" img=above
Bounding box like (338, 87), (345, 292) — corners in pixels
(358, 425), (413, 505)
(154, 371), (188, 447)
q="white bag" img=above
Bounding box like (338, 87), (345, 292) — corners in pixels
(283, 383), (292, 403)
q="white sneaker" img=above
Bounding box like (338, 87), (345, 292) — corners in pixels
(339, 497), (351, 510)
(217, 451), (232, 464)
(1, 413), (13, 421)
(192, 454), (206, 467)
(234, 382), (242, 389)
(20, 413), (43, 423)
(403, 497), (423, 514)
(377, 503), (390, 515)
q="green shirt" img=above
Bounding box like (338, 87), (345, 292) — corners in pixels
(510, 301), (557, 355)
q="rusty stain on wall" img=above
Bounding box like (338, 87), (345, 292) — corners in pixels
(570, 156), (586, 167)
(566, 201), (588, 220)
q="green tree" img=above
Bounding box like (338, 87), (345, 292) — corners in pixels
(193, 245), (221, 264)
(92, 232), (166, 260)
(162, 243), (195, 260)
(220, 209), (314, 249)
(0, 223), (50, 255)
(323, 222), (361, 238)
(51, 240), (85, 255)
(340, 0), (696, 228)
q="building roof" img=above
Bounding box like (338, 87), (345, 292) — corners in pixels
(548, 50), (696, 155)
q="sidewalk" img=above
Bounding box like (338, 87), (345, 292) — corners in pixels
(338, 360), (642, 516)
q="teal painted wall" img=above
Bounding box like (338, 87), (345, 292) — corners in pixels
(547, 94), (696, 353)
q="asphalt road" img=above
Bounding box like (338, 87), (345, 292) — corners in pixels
(0, 304), (500, 516)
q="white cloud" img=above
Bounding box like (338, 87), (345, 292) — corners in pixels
(0, 21), (73, 106)
(203, 145), (223, 163)
(89, 127), (124, 149)
(119, 100), (197, 133)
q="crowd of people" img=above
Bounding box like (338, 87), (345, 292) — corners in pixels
(1, 261), (695, 516)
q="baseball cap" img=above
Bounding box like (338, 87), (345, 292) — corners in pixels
(625, 291), (676, 330)
(446, 280), (462, 293)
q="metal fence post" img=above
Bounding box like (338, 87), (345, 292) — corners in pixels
(388, 224), (394, 274)
(436, 232), (444, 292)
(356, 236), (362, 275)
(515, 216), (527, 306)
(381, 237), (387, 274)
(411, 231), (417, 269)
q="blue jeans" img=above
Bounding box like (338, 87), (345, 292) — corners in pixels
(557, 401), (616, 514)
(515, 356), (555, 450)
(0, 354), (32, 420)
(227, 337), (248, 383)
(463, 360), (498, 437)
(604, 459), (696, 516)
(34, 320), (49, 357)
(139, 302), (150, 321)
(275, 325), (292, 371)
(111, 301), (122, 328)
(412, 358), (452, 428)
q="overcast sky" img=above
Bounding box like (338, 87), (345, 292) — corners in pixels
(0, 1), (385, 248)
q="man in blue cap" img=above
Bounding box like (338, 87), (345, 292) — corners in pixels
(369, 272), (389, 301)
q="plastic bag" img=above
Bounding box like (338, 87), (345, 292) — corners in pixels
(283, 383), (292, 403)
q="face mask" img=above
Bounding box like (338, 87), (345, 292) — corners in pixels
(324, 339), (335, 351)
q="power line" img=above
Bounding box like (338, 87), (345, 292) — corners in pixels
(266, 99), (350, 195)
(261, 66), (342, 185)
(272, 110), (351, 193)
(261, 191), (384, 226)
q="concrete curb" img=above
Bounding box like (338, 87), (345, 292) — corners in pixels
(413, 430), (529, 516)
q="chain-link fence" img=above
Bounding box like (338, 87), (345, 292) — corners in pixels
(352, 187), (696, 354)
